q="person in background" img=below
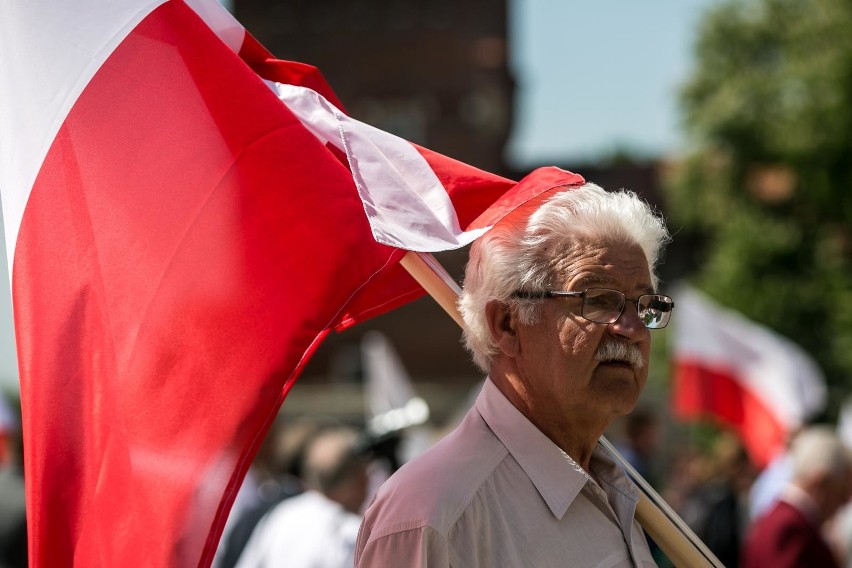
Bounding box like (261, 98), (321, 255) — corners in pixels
(236, 425), (370, 568)
(0, 399), (26, 568)
(614, 406), (665, 563)
(355, 172), (674, 567)
(741, 425), (852, 568)
(616, 405), (663, 487)
(697, 434), (756, 568)
(214, 417), (321, 568)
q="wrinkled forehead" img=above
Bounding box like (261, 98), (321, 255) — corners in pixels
(547, 236), (654, 292)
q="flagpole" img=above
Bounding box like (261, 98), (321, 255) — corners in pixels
(399, 251), (724, 568)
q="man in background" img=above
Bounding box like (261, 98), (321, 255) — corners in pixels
(236, 425), (370, 568)
(742, 426), (852, 568)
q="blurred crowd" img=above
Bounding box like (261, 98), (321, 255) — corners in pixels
(0, 395), (25, 568)
(4, 391), (852, 568)
(208, 402), (852, 568)
(616, 408), (852, 568)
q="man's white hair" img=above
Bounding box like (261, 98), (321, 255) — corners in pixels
(789, 426), (852, 484)
(458, 183), (670, 372)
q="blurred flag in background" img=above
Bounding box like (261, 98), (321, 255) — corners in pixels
(671, 285), (826, 467)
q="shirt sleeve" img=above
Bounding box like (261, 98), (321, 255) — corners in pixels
(355, 524), (451, 568)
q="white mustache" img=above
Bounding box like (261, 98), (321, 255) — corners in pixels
(595, 340), (645, 369)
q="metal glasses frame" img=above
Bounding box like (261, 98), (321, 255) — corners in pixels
(512, 287), (675, 329)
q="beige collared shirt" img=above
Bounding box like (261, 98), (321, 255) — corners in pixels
(355, 378), (657, 567)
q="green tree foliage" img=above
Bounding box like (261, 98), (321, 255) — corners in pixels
(666, 0), (852, 411)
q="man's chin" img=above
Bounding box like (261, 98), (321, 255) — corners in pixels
(592, 368), (645, 411)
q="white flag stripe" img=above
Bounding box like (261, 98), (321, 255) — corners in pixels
(362, 331), (418, 418)
(183, 0), (245, 52)
(674, 286), (826, 429)
(0, 0), (167, 272)
(0, 0), (486, 283)
(271, 83), (491, 252)
(0, 0), (245, 281)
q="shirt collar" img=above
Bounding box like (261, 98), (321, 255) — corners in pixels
(475, 378), (637, 519)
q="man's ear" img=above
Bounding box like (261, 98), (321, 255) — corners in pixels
(485, 300), (520, 356)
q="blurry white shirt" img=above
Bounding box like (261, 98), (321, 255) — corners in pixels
(748, 452), (792, 520)
(236, 490), (361, 568)
(355, 378), (657, 567)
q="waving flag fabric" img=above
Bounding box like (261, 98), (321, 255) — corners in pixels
(671, 286), (826, 467)
(0, 1), (585, 566)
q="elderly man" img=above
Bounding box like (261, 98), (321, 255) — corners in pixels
(355, 170), (673, 567)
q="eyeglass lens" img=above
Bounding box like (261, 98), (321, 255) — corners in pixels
(581, 289), (672, 329)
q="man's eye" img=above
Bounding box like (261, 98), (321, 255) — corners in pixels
(587, 295), (618, 309)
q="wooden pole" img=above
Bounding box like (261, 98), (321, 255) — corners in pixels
(399, 251), (724, 568)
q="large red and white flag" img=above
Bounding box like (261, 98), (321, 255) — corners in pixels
(671, 286), (826, 467)
(0, 1), (584, 566)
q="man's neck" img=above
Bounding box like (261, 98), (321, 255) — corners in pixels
(489, 372), (609, 473)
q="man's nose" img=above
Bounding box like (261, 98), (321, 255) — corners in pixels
(608, 301), (646, 341)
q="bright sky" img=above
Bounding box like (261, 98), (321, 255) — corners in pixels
(0, 0), (720, 391)
(506, 0), (719, 167)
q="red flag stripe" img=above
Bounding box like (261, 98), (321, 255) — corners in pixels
(672, 360), (788, 467)
(4, 1), (592, 566)
(13, 3), (406, 565)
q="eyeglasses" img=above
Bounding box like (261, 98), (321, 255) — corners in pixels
(512, 288), (675, 329)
